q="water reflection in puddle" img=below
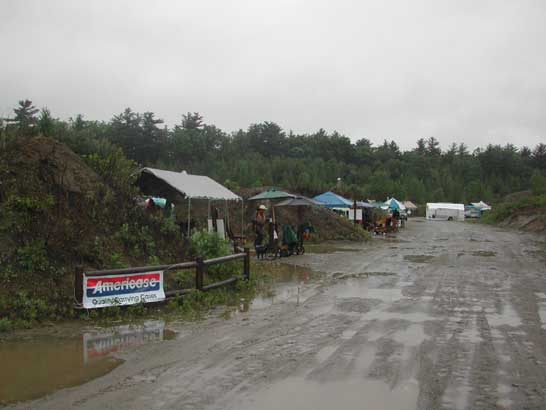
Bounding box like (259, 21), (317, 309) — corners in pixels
(0, 320), (175, 404)
(250, 263), (318, 309)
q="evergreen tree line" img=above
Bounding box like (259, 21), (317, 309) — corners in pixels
(2, 99), (546, 203)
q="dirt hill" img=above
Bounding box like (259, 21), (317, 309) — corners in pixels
(485, 191), (546, 234)
(238, 188), (370, 242)
(0, 137), (185, 325)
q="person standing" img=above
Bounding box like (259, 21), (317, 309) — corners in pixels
(253, 204), (267, 247)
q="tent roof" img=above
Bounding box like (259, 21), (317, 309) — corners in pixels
(385, 198), (406, 210)
(370, 201), (387, 208)
(248, 188), (295, 201)
(357, 201), (375, 209)
(427, 202), (464, 211)
(403, 201), (418, 210)
(313, 191), (353, 208)
(139, 168), (241, 201)
(471, 201), (491, 210)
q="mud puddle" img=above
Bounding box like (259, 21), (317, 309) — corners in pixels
(333, 271), (395, 279)
(0, 320), (175, 404)
(235, 376), (418, 410)
(250, 263), (319, 309)
(472, 250), (497, 257)
(305, 242), (362, 254)
(404, 254), (434, 263)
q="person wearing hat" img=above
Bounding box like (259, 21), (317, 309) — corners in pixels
(253, 204), (267, 247)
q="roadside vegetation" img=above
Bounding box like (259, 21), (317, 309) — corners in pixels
(483, 194), (546, 224)
(482, 175), (546, 233)
(1, 99), (544, 331)
(2, 99), (545, 203)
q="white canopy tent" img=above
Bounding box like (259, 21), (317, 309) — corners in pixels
(139, 168), (242, 237)
(471, 201), (492, 211)
(426, 203), (465, 221)
(140, 168), (241, 201)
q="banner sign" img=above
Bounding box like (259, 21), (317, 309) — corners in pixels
(83, 271), (165, 308)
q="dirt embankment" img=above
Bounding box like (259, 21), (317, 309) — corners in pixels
(497, 207), (546, 233)
(239, 188), (370, 242)
(487, 191), (546, 234)
(0, 137), (185, 322)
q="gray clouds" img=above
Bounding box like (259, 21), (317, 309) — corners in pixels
(1, 0), (545, 149)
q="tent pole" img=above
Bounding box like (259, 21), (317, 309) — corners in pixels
(225, 199), (229, 227)
(208, 199), (211, 233)
(187, 197), (191, 237)
(241, 199), (244, 238)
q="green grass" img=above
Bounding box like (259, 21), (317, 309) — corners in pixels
(482, 194), (546, 224)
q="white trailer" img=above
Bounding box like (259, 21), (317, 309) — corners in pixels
(426, 203), (465, 221)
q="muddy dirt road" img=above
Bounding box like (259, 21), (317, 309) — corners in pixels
(10, 219), (546, 410)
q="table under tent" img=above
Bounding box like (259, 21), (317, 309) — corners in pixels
(137, 168), (244, 243)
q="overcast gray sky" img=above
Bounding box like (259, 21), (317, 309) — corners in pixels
(1, 0), (545, 150)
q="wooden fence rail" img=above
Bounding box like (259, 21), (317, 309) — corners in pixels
(74, 248), (250, 308)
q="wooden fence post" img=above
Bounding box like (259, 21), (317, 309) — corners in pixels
(195, 257), (204, 290)
(243, 247), (250, 281)
(74, 265), (84, 305)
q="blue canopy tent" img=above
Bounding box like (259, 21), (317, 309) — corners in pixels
(384, 198), (406, 211)
(357, 201), (375, 209)
(313, 191), (353, 208)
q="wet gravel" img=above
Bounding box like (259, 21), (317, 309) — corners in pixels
(8, 219), (546, 410)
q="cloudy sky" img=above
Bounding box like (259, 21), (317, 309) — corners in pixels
(1, 0), (545, 149)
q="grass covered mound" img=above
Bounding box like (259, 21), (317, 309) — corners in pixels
(0, 137), (186, 328)
(483, 191), (546, 234)
(272, 206), (371, 241)
(240, 188), (371, 242)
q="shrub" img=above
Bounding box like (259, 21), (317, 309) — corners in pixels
(190, 230), (237, 279)
(190, 230), (231, 259)
(0, 318), (12, 332)
(531, 171), (546, 196)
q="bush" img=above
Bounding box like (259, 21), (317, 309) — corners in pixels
(190, 230), (237, 279)
(483, 193), (546, 224)
(531, 171), (546, 196)
(190, 230), (231, 259)
(0, 318), (12, 332)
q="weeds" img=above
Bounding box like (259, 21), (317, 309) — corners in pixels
(482, 194), (546, 223)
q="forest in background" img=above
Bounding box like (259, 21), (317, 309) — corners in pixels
(2, 99), (546, 203)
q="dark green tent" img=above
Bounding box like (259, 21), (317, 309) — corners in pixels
(248, 188), (295, 201)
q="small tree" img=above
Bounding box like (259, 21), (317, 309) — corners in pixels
(37, 108), (55, 137)
(13, 99), (39, 136)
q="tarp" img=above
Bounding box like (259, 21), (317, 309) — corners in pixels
(151, 197), (167, 208)
(139, 168), (241, 201)
(385, 198), (406, 210)
(313, 191), (353, 208)
(248, 188), (295, 201)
